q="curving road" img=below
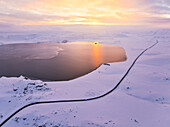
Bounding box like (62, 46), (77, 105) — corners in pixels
(0, 40), (158, 127)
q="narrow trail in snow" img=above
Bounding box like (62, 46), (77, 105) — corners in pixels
(0, 40), (158, 127)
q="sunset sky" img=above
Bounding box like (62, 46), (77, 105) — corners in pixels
(0, 0), (170, 26)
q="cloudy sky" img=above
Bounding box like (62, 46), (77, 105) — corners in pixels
(0, 0), (170, 26)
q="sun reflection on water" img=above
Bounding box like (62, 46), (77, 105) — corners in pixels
(91, 42), (102, 67)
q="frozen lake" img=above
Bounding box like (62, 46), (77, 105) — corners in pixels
(0, 42), (127, 81)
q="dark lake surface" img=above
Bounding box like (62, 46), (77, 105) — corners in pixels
(0, 42), (127, 81)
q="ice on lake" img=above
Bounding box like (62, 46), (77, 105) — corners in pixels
(0, 41), (127, 81)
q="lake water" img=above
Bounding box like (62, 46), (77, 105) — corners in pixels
(0, 42), (127, 81)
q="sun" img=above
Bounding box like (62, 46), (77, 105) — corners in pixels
(26, 20), (113, 26)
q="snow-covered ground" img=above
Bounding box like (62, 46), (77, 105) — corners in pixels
(0, 25), (170, 127)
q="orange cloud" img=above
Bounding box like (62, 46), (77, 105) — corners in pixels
(0, 0), (170, 26)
